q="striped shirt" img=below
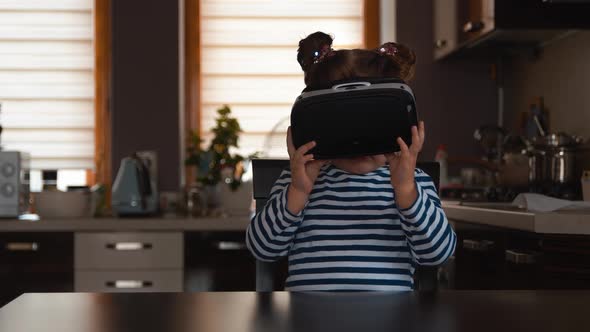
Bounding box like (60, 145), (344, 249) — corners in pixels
(246, 164), (456, 291)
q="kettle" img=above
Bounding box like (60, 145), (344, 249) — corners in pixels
(112, 152), (158, 216)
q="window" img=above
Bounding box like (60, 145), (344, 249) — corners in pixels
(198, 0), (366, 158)
(0, 0), (94, 189)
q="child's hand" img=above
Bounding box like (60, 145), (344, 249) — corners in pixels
(385, 121), (425, 209)
(287, 127), (327, 196)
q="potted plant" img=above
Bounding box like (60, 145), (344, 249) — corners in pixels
(185, 105), (255, 216)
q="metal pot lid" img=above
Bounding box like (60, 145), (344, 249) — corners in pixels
(546, 146), (579, 153)
(532, 132), (583, 147)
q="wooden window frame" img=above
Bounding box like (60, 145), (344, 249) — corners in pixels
(184, 0), (201, 187)
(94, 0), (112, 194)
(364, 0), (381, 49)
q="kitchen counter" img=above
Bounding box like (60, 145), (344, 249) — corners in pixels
(443, 200), (590, 235)
(2, 291), (590, 332)
(0, 216), (251, 232)
(2, 203), (589, 235)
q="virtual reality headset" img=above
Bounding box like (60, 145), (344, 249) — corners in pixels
(290, 78), (418, 159)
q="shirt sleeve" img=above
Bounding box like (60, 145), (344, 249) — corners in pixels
(397, 168), (456, 266)
(246, 169), (304, 262)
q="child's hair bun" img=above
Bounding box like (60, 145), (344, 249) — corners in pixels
(377, 42), (416, 81)
(297, 31), (333, 72)
(296, 32), (417, 87)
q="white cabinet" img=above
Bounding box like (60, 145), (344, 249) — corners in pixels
(433, 0), (458, 60)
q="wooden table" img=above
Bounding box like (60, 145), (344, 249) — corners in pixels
(1, 291), (588, 332)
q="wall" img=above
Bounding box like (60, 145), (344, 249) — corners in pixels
(111, 0), (181, 191)
(380, 0), (396, 44)
(504, 31), (590, 137)
(395, 0), (498, 161)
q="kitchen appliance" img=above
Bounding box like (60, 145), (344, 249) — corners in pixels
(456, 0), (590, 51)
(112, 151), (158, 216)
(0, 151), (31, 218)
(525, 132), (584, 199)
(532, 133), (583, 183)
(290, 78), (418, 159)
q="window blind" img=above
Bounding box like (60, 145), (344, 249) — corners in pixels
(0, 0), (94, 170)
(200, 0), (364, 158)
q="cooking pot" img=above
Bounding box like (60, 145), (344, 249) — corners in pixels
(526, 148), (546, 184)
(529, 132), (584, 185)
(546, 147), (578, 184)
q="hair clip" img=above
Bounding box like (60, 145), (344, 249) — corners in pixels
(379, 43), (398, 56)
(313, 45), (334, 64)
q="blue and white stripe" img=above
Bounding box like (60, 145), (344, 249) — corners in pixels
(246, 164), (456, 291)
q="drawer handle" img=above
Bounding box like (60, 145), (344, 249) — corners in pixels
(463, 20), (485, 33)
(5, 242), (40, 251)
(435, 39), (447, 49)
(505, 249), (538, 265)
(216, 241), (247, 251)
(462, 239), (494, 252)
(105, 280), (153, 289)
(105, 242), (153, 251)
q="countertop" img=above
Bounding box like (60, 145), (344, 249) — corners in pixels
(1, 291), (589, 332)
(0, 216), (251, 232)
(443, 200), (590, 235)
(1, 203), (589, 235)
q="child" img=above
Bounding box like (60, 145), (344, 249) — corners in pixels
(246, 32), (456, 291)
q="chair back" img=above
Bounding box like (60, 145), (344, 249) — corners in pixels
(252, 159), (291, 291)
(251, 159), (440, 291)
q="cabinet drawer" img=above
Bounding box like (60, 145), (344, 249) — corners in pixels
(0, 232), (73, 267)
(75, 232), (183, 269)
(75, 270), (183, 292)
(453, 227), (507, 290)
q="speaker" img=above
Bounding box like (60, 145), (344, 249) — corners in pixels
(0, 151), (30, 218)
